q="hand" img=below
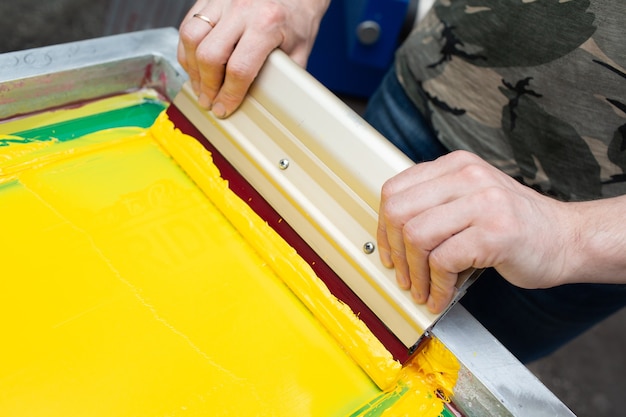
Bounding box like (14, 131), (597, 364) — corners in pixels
(178, 0), (329, 118)
(377, 150), (574, 314)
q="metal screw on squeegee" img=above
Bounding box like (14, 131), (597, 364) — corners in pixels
(278, 159), (290, 170)
(363, 241), (376, 254)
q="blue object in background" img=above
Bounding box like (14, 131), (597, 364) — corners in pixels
(307, 0), (417, 99)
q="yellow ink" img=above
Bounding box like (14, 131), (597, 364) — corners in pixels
(151, 112), (402, 390)
(382, 338), (460, 416)
(0, 98), (458, 416)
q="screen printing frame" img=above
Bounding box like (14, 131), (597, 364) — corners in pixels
(0, 28), (573, 417)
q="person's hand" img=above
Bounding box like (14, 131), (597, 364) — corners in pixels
(377, 150), (574, 314)
(178, 0), (329, 118)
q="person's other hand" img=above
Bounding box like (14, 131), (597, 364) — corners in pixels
(377, 150), (572, 314)
(178, 0), (329, 118)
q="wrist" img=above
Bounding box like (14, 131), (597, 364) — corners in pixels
(562, 197), (626, 285)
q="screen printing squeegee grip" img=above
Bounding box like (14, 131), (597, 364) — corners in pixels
(171, 49), (478, 363)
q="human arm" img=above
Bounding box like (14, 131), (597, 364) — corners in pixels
(178, 0), (330, 118)
(377, 150), (626, 314)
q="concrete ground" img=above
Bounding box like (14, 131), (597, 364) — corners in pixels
(1, 1), (624, 416)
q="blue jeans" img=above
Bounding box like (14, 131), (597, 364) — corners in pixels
(364, 69), (626, 363)
(364, 70), (446, 162)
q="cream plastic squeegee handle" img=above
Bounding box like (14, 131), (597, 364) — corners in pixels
(174, 49), (478, 350)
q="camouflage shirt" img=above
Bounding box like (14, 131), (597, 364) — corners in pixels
(395, 0), (626, 201)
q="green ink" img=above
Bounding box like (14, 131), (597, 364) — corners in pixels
(9, 101), (166, 142)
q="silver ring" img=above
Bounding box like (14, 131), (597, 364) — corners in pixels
(193, 13), (216, 28)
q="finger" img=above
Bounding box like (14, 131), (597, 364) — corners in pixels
(196, 27), (233, 110)
(378, 180), (445, 289)
(397, 188), (466, 305)
(426, 226), (485, 314)
(378, 194), (412, 290)
(377, 158), (461, 273)
(179, 5), (219, 96)
(404, 220), (470, 314)
(177, 40), (188, 77)
(376, 213), (394, 268)
(385, 151), (488, 197)
(378, 173), (418, 272)
(379, 169), (476, 287)
(211, 28), (283, 118)
(426, 265), (459, 314)
(403, 232), (431, 304)
(403, 195), (492, 313)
